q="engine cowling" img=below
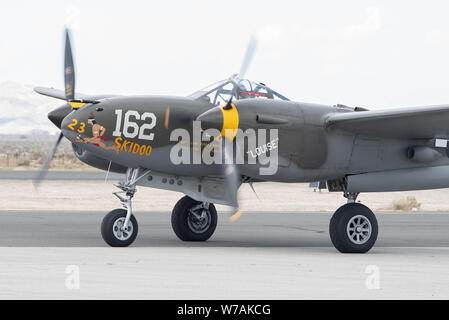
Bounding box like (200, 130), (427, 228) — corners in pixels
(72, 143), (127, 173)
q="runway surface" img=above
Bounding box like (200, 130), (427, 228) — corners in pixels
(2, 178), (449, 299)
(1, 210), (449, 299)
(1, 210), (449, 247)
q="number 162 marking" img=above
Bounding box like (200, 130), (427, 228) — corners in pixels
(112, 109), (157, 141)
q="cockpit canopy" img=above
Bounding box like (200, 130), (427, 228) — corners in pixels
(189, 74), (289, 106)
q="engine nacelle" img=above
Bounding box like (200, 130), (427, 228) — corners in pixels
(72, 143), (127, 173)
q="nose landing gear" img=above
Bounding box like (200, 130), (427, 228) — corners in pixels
(101, 168), (151, 247)
(101, 208), (138, 247)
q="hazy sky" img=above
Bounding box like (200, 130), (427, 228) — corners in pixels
(2, 0), (449, 108)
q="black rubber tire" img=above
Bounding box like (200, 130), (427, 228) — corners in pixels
(171, 196), (217, 241)
(101, 209), (138, 247)
(329, 203), (378, 253)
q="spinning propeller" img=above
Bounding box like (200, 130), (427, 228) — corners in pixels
(239, 34), (258, 80)
(198, 34), (259, 221)
(64, 29), (76, 102)
(33, 29), (77, 188)
(224, 34), (258, 110)
(221, 137), (243, 222)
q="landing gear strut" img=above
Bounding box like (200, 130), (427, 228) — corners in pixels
(344, 191), (359, 203)
(101, 168), (150, 247)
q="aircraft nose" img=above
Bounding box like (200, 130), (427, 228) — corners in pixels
(48, 104), (72, 129)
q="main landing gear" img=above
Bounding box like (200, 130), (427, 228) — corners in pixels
(101, 168), (218, 247)
(171, 196), (217, 241)
(329, 192), (378, 253)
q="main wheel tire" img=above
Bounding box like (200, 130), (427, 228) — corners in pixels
(329, 203), (378, 253)
(101, 209), (138, 247)
(171, 196), (217, 241)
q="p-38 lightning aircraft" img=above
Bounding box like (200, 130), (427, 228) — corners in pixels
(34, 29), (449, 253)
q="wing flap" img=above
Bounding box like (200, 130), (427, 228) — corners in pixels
(326, 104), (449, 139)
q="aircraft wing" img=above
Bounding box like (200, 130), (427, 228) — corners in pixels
(325, 104), (449, 139)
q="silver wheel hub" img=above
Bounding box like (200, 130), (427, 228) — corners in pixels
(346, 215), (372, 245)
(187, 206), (211, 234)
(113, 217), (133, 241)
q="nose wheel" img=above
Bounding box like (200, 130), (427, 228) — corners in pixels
(101, 209), (138, 247)
(101, 167), (151, 247)
(171, 196), (217, 241)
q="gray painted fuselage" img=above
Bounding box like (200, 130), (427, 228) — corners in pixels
(60, 95), (449, 188)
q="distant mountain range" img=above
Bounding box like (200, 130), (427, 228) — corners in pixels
(0, 81), (61, 135)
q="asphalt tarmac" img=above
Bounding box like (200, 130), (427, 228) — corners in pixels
(1, 210), (448, 299)
(1, 210), (448, 247)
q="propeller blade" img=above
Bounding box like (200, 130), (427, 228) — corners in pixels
(33, 132), (64, 189)
(249, 181), (260, 201)
(238, 34), (258, 79)
(220, 137), (242, 221)
(64, 28), (75, 101)
(223, 96), (233, 110)
(164, 107), (170, 129)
